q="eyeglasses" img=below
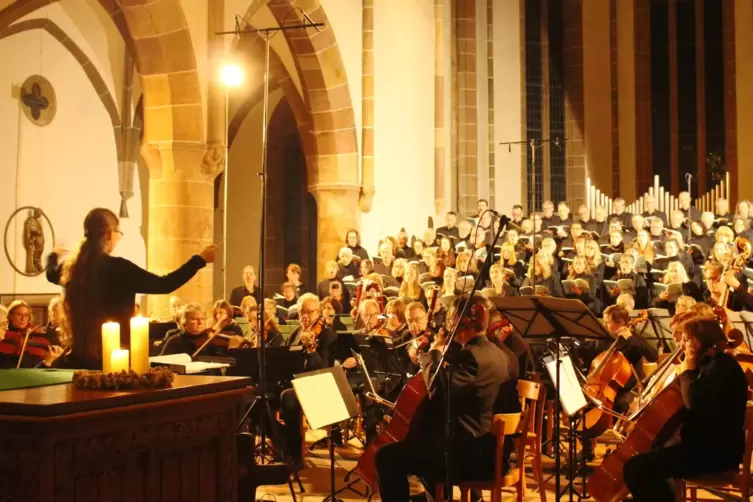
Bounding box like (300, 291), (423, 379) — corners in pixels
(115, 229), (124, 237)
(300, 309), (318, 317)
(407, 315), (426, 325)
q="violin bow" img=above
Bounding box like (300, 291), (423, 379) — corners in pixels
(16, 324), (40, 369)
(192, 314), (229, 358)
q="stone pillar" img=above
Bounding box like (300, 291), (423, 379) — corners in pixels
(309, 183), (361, 276)
(563, 0), (587, 206)
(434, 0), (447, 217)
(141, 143), (219, 318)
(616, 0), (638, 202)
(455, 0), (478, 215)
(359, 0), (375, 212)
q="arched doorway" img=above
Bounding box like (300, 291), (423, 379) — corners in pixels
(265, 98), (317, 294)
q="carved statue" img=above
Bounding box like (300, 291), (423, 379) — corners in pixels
(23, 208), (45, 274)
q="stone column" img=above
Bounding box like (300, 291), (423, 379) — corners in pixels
(434, 0), (446, 217)
(141, 143), (219, 318)
(309, 183), (361, 275)
(359, 0), (375, 212)
(455, 0), (478, 214)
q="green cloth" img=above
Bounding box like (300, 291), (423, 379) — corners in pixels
(0, 368), (74, 391)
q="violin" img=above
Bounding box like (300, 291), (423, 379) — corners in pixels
(0, 324), (55, 368)
(192, 313), (249, 358)
(399, 287), (439, 352)
(299, 317), (324, 351)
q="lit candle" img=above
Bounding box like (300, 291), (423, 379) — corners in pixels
(130, 315), (150, 374)
(101, 322), (120, 373)
(110, 349), (129, 373)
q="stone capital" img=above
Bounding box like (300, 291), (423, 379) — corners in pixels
(140, 141), (226, 181)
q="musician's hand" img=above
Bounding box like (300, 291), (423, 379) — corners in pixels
(408, 346), (419, 365)
(342, 357), (357, 369)
(414, 335), (429, 348)
(300, 331), (317, 352)
(660, 291), (669, 301)
(572, 286), (583, 296)
(617, 327), (633, 339)
(724, 272), (741, 290)
(228, 335), (245, 349)
(43, 345), (65, 367)
(199, 244), (218, 263)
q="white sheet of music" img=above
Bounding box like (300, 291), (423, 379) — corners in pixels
(544, 355), (588, 416)
(292, 372), (351, 430)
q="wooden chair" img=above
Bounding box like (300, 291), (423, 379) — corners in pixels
(517, 379), (548, 502)
(676, 403), (753, 501)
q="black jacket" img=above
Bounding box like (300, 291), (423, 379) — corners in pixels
(678, 351), (748, 465)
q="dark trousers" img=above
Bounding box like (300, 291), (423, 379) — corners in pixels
(279, 388), (303, 463)
(624, 445), (740, 502)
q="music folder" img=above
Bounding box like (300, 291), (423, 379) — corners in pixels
(292, 366), (358, 430)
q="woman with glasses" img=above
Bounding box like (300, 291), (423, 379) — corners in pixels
(46, 207), (217, 370)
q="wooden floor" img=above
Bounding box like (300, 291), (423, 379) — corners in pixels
(254, 429), (581, 502)
(253, 430), (726, 502)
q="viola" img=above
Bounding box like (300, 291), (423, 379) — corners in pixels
(192, 314), (249, 357)
(0, 325), (52, 367)
(581, 326), (635, 437)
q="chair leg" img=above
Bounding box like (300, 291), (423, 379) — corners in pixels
(287, 479), (298, 502)
(689, 485), (697, 502)
(460, 487), (471, 502)
(532, 450), (548, 502)
(293, 472), (305, 493)
(491, 487), (502, 502)
(435, 483), (445, 502)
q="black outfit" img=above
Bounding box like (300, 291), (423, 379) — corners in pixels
(680, 206), (702, 222)
(609, 211), (634, 229)
(337, 261), (360, 280)
(643, 210), (669, 228)
(46, 252), (206, 368)
(436, 225), (460, 240)
(375, 335), (510, 501)
(348, 245), (369, 262)
(373, 260), (394, 277)
(279, 325), (338, 464)
(229, 285), (261, 307)
(624, 351), (748, 501)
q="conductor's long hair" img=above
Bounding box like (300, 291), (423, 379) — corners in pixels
(61, 208), (119, 365)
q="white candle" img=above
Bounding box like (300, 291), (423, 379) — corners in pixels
(101, 322), (120, 373)
(130, 315), (150, 374)
(110, 349), (129, 373)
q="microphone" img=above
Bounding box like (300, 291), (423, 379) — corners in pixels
(488, 210), (510, 227)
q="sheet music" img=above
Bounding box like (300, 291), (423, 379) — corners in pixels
(544, 355), (588, 416)
(292, 372), (351, 429)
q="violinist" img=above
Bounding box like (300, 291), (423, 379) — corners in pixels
(245, 301), (283, 348)
(264, 298), (286, 326)
(159, 302), (243, 357)
(623, 317), (748, 502)
(403, 301), (435, 367)
(278, 295), (342, 466)
(375, 295), (511, 501)
(382, 298), (407, 336)
(0, 300), (64, 368)
(212, 300), (244, 336)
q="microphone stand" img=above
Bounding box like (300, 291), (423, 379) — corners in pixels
(428, 212), (508, 498)
(685, 173), (693, 244)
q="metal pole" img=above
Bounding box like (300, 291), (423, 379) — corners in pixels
(258, 29), (271, 427)
(223, 88), (230, 299)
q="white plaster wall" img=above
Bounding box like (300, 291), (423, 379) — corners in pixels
(359, 0), (435, 255)
(493, 0), (524, 210)
(0, 28), (144, 295)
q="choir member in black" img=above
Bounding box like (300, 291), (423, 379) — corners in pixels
(285, 263), (305, 296)
(704, 261), (753, 312)
(510, 204), (525, 226)
(577, 204), (600, 235)
(677, 191), (702, 221)
(279, 282), (299, 310)
(581, 305), (658, 460)
(487, 263), (517, 296)
(374, 242), (396, 276)
(229, 265), (261, 307)
(688, 220), (712, 257)
(733, 216), (753, 242)
(0, 300), (64, 368)
(625, 214), (645, 241)
(623, 317), (748, 502)
(437, 211), (460, 240)
(437, 236), (457, 268)
(521, 254), (562, 296)
(560, 221), (586, 249)
(390, 258), (406, 287)
(345, 228), (370, 261)
(360, 258), (376, 278)
(541, 200), (561, 229)
(336, 247), (360, 279)
(46, 207), (214, 369)
(475, 198), (489, 218)
(318, 260), (343, 298)
(160, 302), (245, 356)
(603, 254), (649, 309)
(395, 229), (415, 260)
(715, 197), (732, 223)
(648, 217), (667, 253)
(320, 296), (347, 332)
(642, 194), (668, 227)
(564, 256), (599, 312)
(735, 200), (753, 222)
(398, 263), (427, 304)
(609, 197), (633, 229)
(505, 228), (528, 263)
(583, 239), (606, 284)
(552, 202), (573, 238)
(374, 295), (512, 500)
(278, 295), (338, 467)
(592, 206), (610, 236)
(497, 243), (526, 288)
(599, 219), (624, 246)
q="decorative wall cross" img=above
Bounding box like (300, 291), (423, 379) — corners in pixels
(22, 83), (49, 120)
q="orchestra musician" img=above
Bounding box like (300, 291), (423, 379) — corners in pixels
(704, 261), (753, 311)
(403, 301), (436, 367)
(623, 317), (748, 501)
(374, 295), (512, 501)
(159, 302), (245, 356)
(46, 207), (215, 369)
(0, 300), (64, 368)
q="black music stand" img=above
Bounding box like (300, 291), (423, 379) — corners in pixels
(631, 308), (674, 353)
(490, 296), (610, 501)
(292, 366), (359, 502)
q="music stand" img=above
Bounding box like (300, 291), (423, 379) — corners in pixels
(490, 296), (610, 501)
(292, 366), (359, 502)
(630, 308), (674, 353)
